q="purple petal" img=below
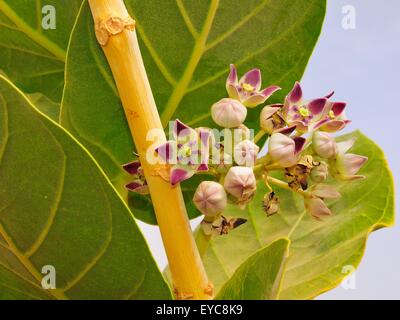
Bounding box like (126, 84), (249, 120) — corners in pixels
(261, 85), (281, 97)
(125, 181), (150, 194)
(320, 120), (347, 132)
(242, 93), (269, 108)
(308, 98), (327, 116)
(170, 167), (195, 186)
(122, 161), (141, 175)
(227, 64), (238, 85)
(125, 181), (142, 191)
(337, 138), (356, 154)
(291, 120), (308, 133)
(325, 91), (335, 99)
(293, 137), (306, 154)
(331, 102), (347, 117)
(155, 141), (175, 162)
(310, 118), (329, 131)
(226, 65), (240, 99)
(239, 69), (262, 91)
(174, 119), (191, 138)
(277, 125), (297, 135)
(288, 82), (302, 103)
(343, 154), (368, 176)
(197, 164), (209, 171)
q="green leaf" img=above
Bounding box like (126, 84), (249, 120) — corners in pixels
(0, 75), (172, 300)
(61, 0), (326, 224)
(27, 93), (60, 122)
(216, 238), (290, 300)
(0, 0), (82, 103)
(202, 131), (394, 299)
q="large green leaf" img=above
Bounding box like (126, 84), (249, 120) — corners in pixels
(0, 75), (172, 300)
(61, 0), (326, 224)
(0, 0), (82, 103)
(202, 131), (394, 299)
(216, 238), (290, 300)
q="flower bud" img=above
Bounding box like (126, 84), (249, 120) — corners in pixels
(234, 140), (260, 166)
(224, 166), (256, 206)
(193, 181), (227, 217)
(312, 132), (337, 159)
(304, 196), (332, 220)
(268, 133), (305, 168)
(211, 98), (247, 128)
(310, 161), (329, 183)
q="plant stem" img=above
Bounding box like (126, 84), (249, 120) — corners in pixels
(88, 0), (212, 300)
(253, 130), (266, 144)
(266, 176), (308, 197)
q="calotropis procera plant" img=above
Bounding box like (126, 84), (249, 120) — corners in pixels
(0, 0), (394, 300)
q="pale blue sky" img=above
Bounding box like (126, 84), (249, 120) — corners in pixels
(139, 0), (400, 300)
(304, 0), (400, 300)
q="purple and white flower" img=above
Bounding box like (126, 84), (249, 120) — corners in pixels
(155, 120), (210, 186)
(226, 64), (280, 108)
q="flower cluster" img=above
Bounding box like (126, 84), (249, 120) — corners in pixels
(123, 65), (368, 237)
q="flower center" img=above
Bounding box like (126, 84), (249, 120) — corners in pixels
(180, 145), (192, 157)
(329, 110), (335, 119)
(299, 107), (310, 117)
(242, 83), (254, 92)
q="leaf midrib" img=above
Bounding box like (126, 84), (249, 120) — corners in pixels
(0, 0), (66, 62)
(160, 0), (220, 127)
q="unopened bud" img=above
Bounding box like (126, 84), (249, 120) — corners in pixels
(211, 98), (247, 128)
(234, 140), (260, 166)
(268, 133), (305, 168)
(312, 132), (337, 159)
(193, 181), (227, 217)
(224, 166), (257, 206)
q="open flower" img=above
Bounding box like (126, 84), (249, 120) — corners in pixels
(211, 98), (247, 128)
(281, 82), (328, 133)
(268, 133), (306, 167)
(224, 166), (257, 208)
(122, 160), (149, 194)
(317, 101), (350, 133)
(259, 104), (296, 135)
(327, 138), (368, 181)
(334, 153), (368, 181)
(193, 181), (227, 218)
(226, 64), (280, 108)
(281, 82), (350, 133)
(155, 120), (210, 186)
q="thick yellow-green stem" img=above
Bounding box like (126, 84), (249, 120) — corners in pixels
(88, 0), (212, 300)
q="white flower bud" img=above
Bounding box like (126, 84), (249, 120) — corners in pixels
(193, 181), (227, 217)
(234, 140), (260, 166)
(268, 133), (305, 168)
(312, 132), (337, 159)
(224, 166), (256, 206)
(211, 98), (247, 128)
